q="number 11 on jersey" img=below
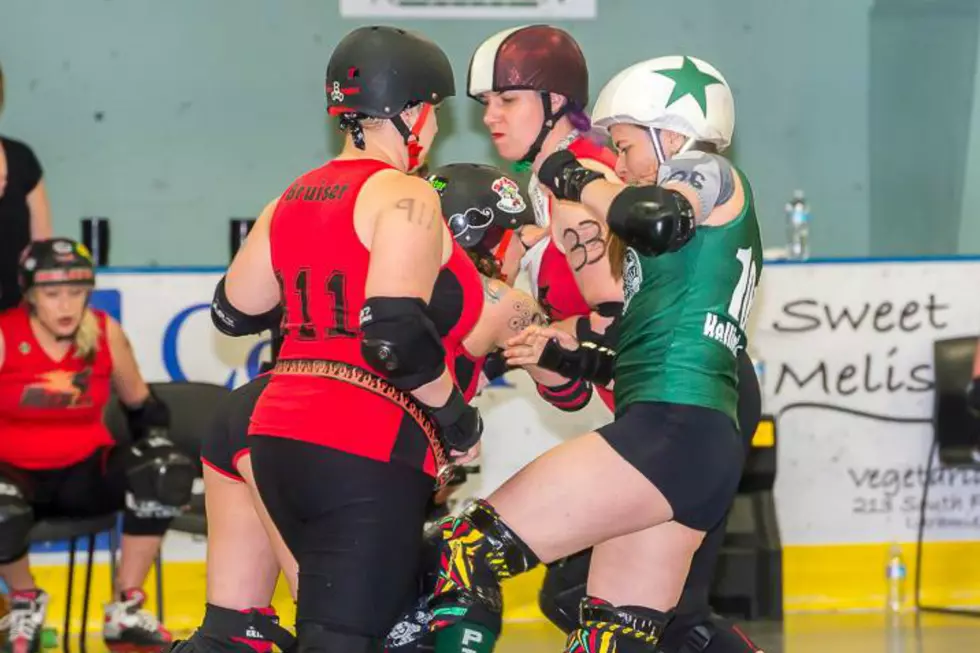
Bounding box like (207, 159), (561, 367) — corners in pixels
(279, 268), (356, 339)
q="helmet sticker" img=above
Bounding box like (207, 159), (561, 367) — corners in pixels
(52, 240), (73, 255)
(654, 56), (724, 117)
(427, 175), (449, 196)
(449, 207), (494, 241)
(492, 177), (526, 214)
(75, 243), (94, 263)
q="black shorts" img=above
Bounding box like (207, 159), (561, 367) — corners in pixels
(597, 401), (743, 532)
(200, 375), (270, 482)
(540, 352), (762, 632)
(0, 446), (173, 561)
(249, 435), (433, 638)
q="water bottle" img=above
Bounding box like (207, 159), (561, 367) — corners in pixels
(784, 190), (810, 260)
(885, 542), (907, 612)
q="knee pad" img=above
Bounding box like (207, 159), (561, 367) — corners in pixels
(563, 597), (670, 653)
(387, 501), (538, 651)
(126, 436), (197, 517)
(418, 517), (450, 596)
(538, 552), (591, 634)
(296, 622), (382, 653)
(0, 482), (33, 563)
(434, 499), (539, 610)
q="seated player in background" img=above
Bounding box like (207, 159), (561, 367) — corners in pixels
(0, 239), (195, 653)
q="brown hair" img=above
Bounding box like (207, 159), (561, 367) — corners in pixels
(608, 232), (628, 281)
(466, 248), (502, 280)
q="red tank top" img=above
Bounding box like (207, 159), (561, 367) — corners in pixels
(249, 159), (483, 476)
(534, 137), (617, 411)
(0, 306), (114, 469)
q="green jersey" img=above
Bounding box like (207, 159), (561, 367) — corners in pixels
(614, 168), (763, 424)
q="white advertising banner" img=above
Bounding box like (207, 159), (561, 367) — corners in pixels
(90, 260), (980, 548)
(339, 0), (596, 19)
(750, 260), (980, 545)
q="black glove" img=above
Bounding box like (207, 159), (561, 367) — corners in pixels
(538, 338), (615, 387)
(537, 150), (605, 203)
(482, 349), (511, 382)
(124, 391), (171, 442)
(431, 388), (483, 453)
(968, 377), (980, 417)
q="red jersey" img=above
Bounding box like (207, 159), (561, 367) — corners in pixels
(532, 136), (618, 411)
(249, 159), (483, 477)
(0, 306), (114, 469)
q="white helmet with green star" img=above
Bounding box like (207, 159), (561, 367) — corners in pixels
(592, 55), (735, 155)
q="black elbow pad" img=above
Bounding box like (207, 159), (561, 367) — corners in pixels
(211, 277), (282, 337)
(359, 297), (447, 391)
(607, 185), (696, 256)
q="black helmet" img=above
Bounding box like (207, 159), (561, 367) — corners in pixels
(19, 238), (96, 291)
(427, 163), (534, 251)
(326, 26), (455, 119)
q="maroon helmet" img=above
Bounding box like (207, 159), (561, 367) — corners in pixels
(467, 25), (588, 107)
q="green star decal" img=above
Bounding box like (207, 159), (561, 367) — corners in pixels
(654, 57), (724, 116)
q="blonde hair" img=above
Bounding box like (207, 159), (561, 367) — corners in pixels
(73, 308), (101, 361)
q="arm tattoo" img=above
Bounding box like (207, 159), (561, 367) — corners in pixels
(482, 276), (504, 304)
(396, 198), (438, 230)
(508, 299), (548, 333)
(562, 220), (607, 272)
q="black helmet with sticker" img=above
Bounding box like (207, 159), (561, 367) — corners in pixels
(427, 163), (534, 251)
(19, 238), (96, 292)
(326, 26), (455, 119)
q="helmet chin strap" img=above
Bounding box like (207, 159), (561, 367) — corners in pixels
(648, 127), (697, 166)
(492, 230), (515, 281)
(649, 128), (667, 165)
(515, 92), (571, 172)
(391, 104), (433, 172)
